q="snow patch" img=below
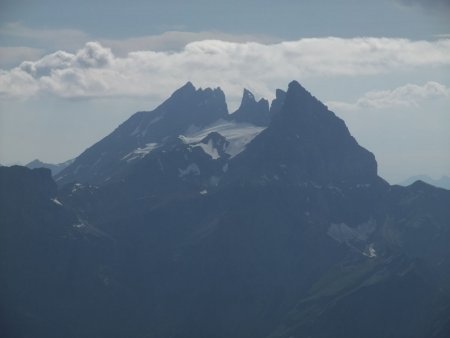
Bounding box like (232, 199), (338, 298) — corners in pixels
(181, 119), (265, 158)
(194, 139), (220, 159)
(73, 222), (86, 228)
(51, 198), (63, 206)
(200, 189), (208, 195)
(363, 243), (377, 258)
(122, 143), (159, 162)
(71, 183), (83, 193)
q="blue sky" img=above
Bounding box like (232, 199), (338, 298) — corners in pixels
(0, 0), (449, 182)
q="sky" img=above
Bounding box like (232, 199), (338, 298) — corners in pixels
(0, 0), (449, 183)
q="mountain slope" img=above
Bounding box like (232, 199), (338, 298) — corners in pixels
(56, 82), (229, 185)
(2, 81), (450, 338)
(227, 81), (382, 187)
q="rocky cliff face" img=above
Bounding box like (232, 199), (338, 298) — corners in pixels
(228, 81), (381, 187)
(229, 88), (270, 126)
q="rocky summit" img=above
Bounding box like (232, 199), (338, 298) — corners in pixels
(1, 81), (450, 338)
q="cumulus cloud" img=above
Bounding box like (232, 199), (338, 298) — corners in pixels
(102, 31), (279, 56)
(0, 47), (44, 68)
(74, 42), (114, 68)
(1, 37), (450, 100)
(327, 81), (450, 111)
(0, 22), (277, 60)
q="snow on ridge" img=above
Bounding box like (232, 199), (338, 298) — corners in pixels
(180, 119), (265, 158)
(122, 143), (159, 162)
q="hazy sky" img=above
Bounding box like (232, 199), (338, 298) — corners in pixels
(0, 0), (449, 183)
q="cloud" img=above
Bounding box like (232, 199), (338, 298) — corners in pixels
(0, 22), (277, 58)
(0, 46), (44, 68)
(327, 81), (450, 111)
(101, 31), (279, 56)
(1, 37), (450, 101)
(74, 42), (114, 68)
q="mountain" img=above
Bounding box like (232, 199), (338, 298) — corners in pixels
(0, 166), (130, 338)
(228, 88), (270, 126)
(398, 174), (450, 190)
(26, 159), (74, 176)
(55, 83), (286, 187)
(0, 166), (75, 337)
(227, 81), (382, 188)
(56, 82), (269, 186)
(2, 81), (450, 338)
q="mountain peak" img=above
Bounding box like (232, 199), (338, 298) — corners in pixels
(26, 158), (73, 176)
(283, 80), (324, 113)
(230, 81), (380, 186)
(169, 81), (197, 99)
(229, 89), (270, 126)
(287, 80), (314, 98)
(287, 80), (305, 91)
(56, 82), (229, 185)
(242, 88), (256, 103)
(182, 81), (195, 91)
(185, 80), (194, 87)
(269, 89), (287, 116)
(237, 89), (259, 111)
(57, 80), (377, 186)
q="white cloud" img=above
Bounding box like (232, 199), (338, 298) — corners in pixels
(1, 37), (450, 101)
(101, 31), (279, 55)
(74, 42), (114, 68)
(327, 81), (450, 111)
(0, 22), (277, 58)
(0, 47), (44, 68)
